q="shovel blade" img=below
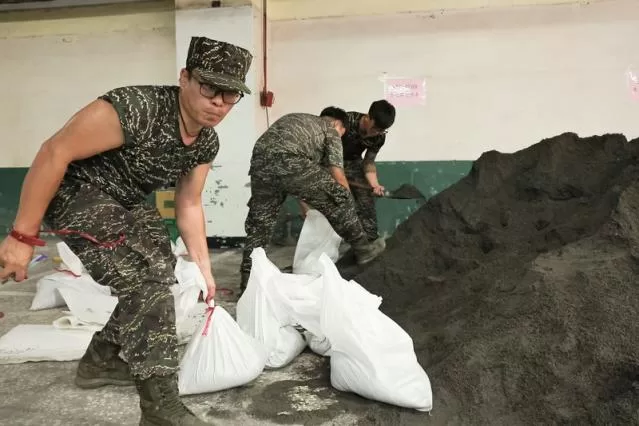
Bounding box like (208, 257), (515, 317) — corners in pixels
(386, 184), (426, 199)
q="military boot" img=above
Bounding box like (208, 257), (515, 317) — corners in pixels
(75, 333), (134, 389)
(136, 374), (210, 425)
(352, 237), (386, 265)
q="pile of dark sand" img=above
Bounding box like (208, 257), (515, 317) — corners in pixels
(342, 132), (639, 425)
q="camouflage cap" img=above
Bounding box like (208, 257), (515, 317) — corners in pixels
(186, 36), (253, 94)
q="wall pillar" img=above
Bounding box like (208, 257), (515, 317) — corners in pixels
(175, 4), (264, 245)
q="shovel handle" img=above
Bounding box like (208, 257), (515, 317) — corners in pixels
(348, 181), (386, 197)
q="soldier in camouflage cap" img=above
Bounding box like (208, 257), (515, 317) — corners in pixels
(239, 107), (387, 291)
(0, 36), (252, 425)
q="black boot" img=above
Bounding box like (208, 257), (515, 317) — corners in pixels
(136, 374), (210, 425)
(352, 237), (386, 265)
(75, 333), (134, 389)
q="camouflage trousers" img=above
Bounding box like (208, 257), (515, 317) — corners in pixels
(44, 179), (178, 380)
(240, 158), (368, 275)
(344, 160), (379, 241)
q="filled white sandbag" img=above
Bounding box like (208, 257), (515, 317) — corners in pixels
(293, 210), (342, 276)
(303, 331), (332, 357)
(236, 248), (307, 369)
(172, 258), (210, 344)
(269, 272), (323, 336)
(318, 254), (433, 412)
(30, 272), (111, 311)
(172, 283), (208, 345)
(0, 325), (92, 364)
(178, 303), (267, 395)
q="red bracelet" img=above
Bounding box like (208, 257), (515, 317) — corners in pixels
(9, 229), (46, 247)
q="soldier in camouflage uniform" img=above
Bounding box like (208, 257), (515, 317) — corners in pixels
(331, 100), (396, 241)
(0, 37), (252, 425)
(239, 107), (387, 290)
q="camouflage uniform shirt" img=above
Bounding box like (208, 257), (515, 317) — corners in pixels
(249, 113), (343, 179)
(341, 111), (386, 161)
(64, 85), (219, 208)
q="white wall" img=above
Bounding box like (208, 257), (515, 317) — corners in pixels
(0, 6), (176, 167)
(268, 0), (639, 161)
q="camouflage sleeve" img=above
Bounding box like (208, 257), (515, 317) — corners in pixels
(325, 129), (344, 168)
(198, 131), (220, 165)
(367, 134), (386, 155)
(98, 86), (158, 146)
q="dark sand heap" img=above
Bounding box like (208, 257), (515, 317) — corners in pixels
(342, 132), (639, 425)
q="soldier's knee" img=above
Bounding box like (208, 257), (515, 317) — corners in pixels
(139, 288), (176, 327)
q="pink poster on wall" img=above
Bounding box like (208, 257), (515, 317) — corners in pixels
(384, 78), (426, 107)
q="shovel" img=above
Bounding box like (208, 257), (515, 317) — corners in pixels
(348, 181), (426, 200)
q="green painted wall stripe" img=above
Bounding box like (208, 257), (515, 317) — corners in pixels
(0, 161), (473, 238)
(0, 168), (28, 235)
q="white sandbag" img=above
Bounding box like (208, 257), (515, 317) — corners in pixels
(30, 272), (111, 311)
(172, 237), (188, 257)
(56, 241), (84, 276)
(318, 254), (433, 412)
(53, 316), (103, 332)
(178, 303), (267, 395)
(293, 210), (342, 276)
(304, 331), (332, 357)
(172, 283), (208, 345)
(174, 257), (207, 297)
(269, 273), (323, 336)
(0, 325), (92, 364)
(57, 287), (118, 326)
(236, 248), (307, 369)
(271, 264), (380, 359)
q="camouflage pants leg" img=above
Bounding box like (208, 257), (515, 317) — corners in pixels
(283, 161), (367, 245)
(344, 160), (379, 241)
(44, 180), (178, 380)
(240, 177), (287, 275)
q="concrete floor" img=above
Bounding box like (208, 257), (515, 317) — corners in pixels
(0, 239), (428, 426)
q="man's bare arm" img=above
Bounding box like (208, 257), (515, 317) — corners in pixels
(13, 99), (125, 235)
(362, 150), (381, 187)
(329, 166), (350, 191)
(175, 163), (216, 300)
(175, 163), (211, 272)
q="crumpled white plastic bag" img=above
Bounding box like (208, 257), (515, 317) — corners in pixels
(171, 237), (188, 257)
(55, 241), (84, 277)
(57, 287), (118, 326)
(293, 210), (342, 276)
(30, 272), (111, 311)
(52, 316), (103, 332)
(318, 254), (433, 412)
(178, 302), (267, 395)
(236, 248), (307, 369)
(174, 257), (207, 296)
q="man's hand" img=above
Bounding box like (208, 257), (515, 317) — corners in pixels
(371, 184), (385, 197)
(0, 236), (35, 283)
(298, 199), (311, 218)
(204, 272), (216, 305)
